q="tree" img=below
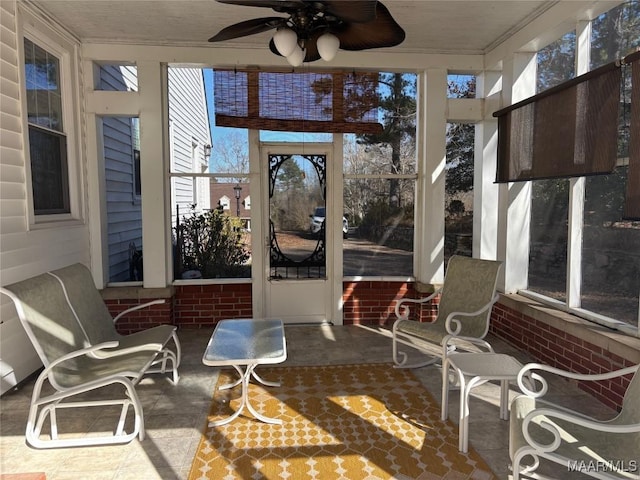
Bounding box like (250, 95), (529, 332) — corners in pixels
(273, 157), (307, 230)
(591, 1), (640, 67)
(536, 32), (575, 92)
(445, 77), (476, 196)
(591, 1), (640, 158)
(211, 129), (248, 180)
(357, 73), (417, 207)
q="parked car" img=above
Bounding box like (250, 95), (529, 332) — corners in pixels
(309, 207), (348, 238)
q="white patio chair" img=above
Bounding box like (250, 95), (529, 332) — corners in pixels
(391, 255), (502, 368)
(1, 272), (163, 448)
(49, 263), (181, 384)
(510, 363), (640, 479)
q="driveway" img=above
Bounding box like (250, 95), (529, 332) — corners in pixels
(271, 230), (413, 277)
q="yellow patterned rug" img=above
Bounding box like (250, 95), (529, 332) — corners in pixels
(189, 364), (497, 480)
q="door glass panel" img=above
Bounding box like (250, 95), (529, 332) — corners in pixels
(269, 154), (326, 279)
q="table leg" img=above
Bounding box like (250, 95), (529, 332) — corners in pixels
(244, 364), (282, 425)
(441, 358), (451, 421)
(251, 370), (281, 388)
(209, 364), (282, 427)
(458, 372), (468, 453)
(461, 375), (485, 453)
(500, 379), (509, 420)
(219, 368), (281, 390)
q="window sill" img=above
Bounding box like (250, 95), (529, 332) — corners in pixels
(29, 218), (84, 231)
(497, 292), (640, 365)
(100, 285), (173, 300)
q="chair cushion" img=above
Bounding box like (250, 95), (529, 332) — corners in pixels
(49, 264), (118, 344)
(395, 318), (448, 344)
(510, 395), (640, 471)
(437, 256), (501, 339)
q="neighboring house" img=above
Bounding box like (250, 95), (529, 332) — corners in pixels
(101, 66), (211, 282)
(210, 181), (251, 230)
(168, 67), (212, 240)
(100, 66), (142, 282)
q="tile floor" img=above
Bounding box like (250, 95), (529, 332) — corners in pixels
(0, 325), (612, 479)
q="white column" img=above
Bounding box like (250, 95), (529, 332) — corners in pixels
(331, 133), (344, 325)
(249, 129), (264, 317)
(415, 69), (447, 285)
(137, 61), (170, 287)
(567, 20), (591, 308)
(497, 53), (536, 293)
(474, 70), (502, 261)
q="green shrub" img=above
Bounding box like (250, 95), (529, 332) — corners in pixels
(176, 206), (250, 278)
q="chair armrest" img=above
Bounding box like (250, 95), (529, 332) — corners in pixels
(517, 363), (639, 398)
(89, 341), (166, 358)
(47, 340), (162, 367)
(113, 299), (166, 324)
(444, 294), (500, 335)
(394, 289), (442, 321)
(441, 334), (494, 352)
(523, 406), (640, 454)
(45, 341), (120, 372)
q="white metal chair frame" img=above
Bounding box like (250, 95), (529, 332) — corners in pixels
(511, 363), (640, 480)
(48, 264), (181, 384)
(1, 265), (180, 448)
(392, 292), (499, 368)
(25, 341), (147, 449)
(391, 255), (502, 369)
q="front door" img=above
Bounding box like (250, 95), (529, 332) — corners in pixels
(259, 143), (339, 324)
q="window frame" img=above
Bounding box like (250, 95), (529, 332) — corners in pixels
(20, 23), (81, 227)
(517, 16), (639, 337)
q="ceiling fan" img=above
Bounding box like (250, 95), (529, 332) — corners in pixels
(208, 0), (405, 66)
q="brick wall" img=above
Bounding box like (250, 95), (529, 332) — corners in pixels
(104, 282), (636, 411)
(173, 284), (252, 328)
(490, 302), (635, 411)
(105, 298), (173, 334)
(342, 280), (438, 325)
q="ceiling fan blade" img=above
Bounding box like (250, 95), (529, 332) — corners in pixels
(216, 0), (304, 12)
(303, 33), (321, 63)
(320, 0), (377, 24)
(208, 17), (286, 42)
(334, 2), (405, 51)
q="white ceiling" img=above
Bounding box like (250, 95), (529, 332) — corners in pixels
(28, 0), (565, 57)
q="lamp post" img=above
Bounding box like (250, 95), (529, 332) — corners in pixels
(233, 184), (242, 218)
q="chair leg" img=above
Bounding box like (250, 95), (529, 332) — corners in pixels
(392, 324), (441, 369)
(26, 377), (145, 449)
(172, 331), (182, 368)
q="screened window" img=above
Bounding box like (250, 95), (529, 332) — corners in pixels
(171, 67), (250, 280)
(520, 6), (640, 334)
(526, 32), (575, 303)
(24, 38), (69, 216)
(342, 72), (417, 277)
(445, 75), (477, 261)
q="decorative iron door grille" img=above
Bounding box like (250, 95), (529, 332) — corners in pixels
(268, 154), (326, 279)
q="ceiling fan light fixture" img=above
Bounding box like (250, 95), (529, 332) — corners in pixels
(317, 32), (339, 61)
(286, 45), (305, 67)
(273, 27), (298, 57)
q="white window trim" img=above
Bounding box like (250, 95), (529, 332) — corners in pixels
(19, 14), (82, 228)
(517, 18), (639, 337)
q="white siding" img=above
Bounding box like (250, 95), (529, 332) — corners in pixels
(101, 66), (212, 281)
(168, 67), (211, 225)
(0, 2), (91, 393)
(100, 65), (142, 281)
